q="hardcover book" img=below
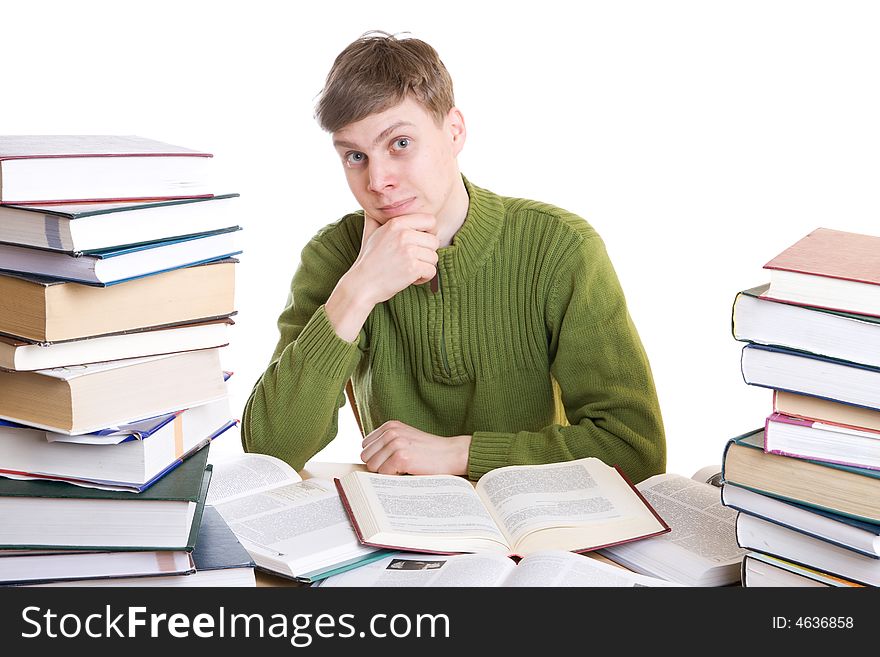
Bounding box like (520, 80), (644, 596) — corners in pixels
(0, 348), (228, 434)
(721, 428), (880, 524)
(20, 507), (256, 587)
(0, 194), (239, 253)
(0, 317), (234, 372)
(764, 412), (880, 471)
(0, 444), (212, 549)
(0, 227), (242, 285)
(0, 135), (213, 204)
(732, 284), (880, 369)
(741, 343), (880, 411)
(0, 396), (237, 491)
(722, 482), (880, 558)
(762, 227), (880, 318)
(335, 457), (670, 557)
(0, 258), (236, 342)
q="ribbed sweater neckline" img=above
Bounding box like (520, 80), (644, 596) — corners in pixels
(440, 176), (505, 282)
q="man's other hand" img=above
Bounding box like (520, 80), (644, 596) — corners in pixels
(360, 420), (471, 476)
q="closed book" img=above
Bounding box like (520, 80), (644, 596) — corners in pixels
(0, 194), (239, 253)
(742, 553), (861, 587)
(0, 396), (237, 491)
(736, 513), (880, 587)
(0, 549), (195, 586)
(21, 507), (256, 587)
(0, 443), (212, 549)
(763, 227), (880, 318)
(0, 348), (227, 434)
(0, 258), (236, 342)
(774, 390), (880, 435)
(722, 482), (880, 558)
(0, 317), (234, 372)
(0, 227), (242, 285)
(721, 428), (880, 524)
(0, 135), (213, 204)
(764, 412), (880, 471)
(732, 284), (880, 368)
(741, 343), (880, 411)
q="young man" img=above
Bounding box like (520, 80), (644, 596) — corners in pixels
(241, 33), (666, 483)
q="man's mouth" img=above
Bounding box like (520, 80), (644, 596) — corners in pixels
(378, 198), (415, 212)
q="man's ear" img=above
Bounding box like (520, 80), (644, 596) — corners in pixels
(447, 107), (466, 156)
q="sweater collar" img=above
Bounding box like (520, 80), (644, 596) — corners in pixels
(441, 176), (504, 280)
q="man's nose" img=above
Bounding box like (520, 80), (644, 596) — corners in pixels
(367, 158), (396, 193)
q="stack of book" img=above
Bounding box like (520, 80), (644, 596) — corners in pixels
(0, 135), (254, 586)
(723, 227), (880, 587)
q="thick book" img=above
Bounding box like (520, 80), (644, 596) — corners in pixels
(0, 397), (237, 491)
(207, 453), (388, 583)
(742, 553), (861, 587)
(732, 284), (880, 369)
(721, 428), (880, 524)
(764, 412), (880, 471)
(335, 458), (670, 557)
(0, 194), (239, 253)
(0, 348), (227, 434)
(741, 343), (880, 411)
(762, 227), (880, 318)
(736, 513), (880, 587)
(0, 227), (242, 285)
(774, 390), (880, 435)
(0, 443), (211, 549)
(596, 473), (746, 586)
(0, 135), (213, 204)
(0, 317), (234, 372)
(21, 507), (256, 587)
(722, 482), (880, 558)
(317, 549), (680, 587)
(0, 258), (236, 342)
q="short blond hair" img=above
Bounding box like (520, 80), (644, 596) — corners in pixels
(315, 31), (455, 133)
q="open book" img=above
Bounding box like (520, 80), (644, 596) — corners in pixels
(206, 453), (386, 582)
(316, 549), (682, 587)
(335, 457), (669, 557)
(598, 473), (746, 586)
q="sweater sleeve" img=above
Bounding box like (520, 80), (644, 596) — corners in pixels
(468, 234), (666, 483)
(240, 224), (365, 470)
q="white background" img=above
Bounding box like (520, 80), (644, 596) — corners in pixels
(4, 0), (879, 478)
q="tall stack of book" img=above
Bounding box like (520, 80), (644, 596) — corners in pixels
(0, 135), (254, 586)
(722, 228), (880, 587)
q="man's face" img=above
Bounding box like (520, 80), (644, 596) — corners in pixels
(332, 97), (465, 224)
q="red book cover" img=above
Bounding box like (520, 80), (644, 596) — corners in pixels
(763, 228), (880, 286)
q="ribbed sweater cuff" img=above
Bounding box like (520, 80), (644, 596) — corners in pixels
(468, 432), (514, 481)
(294, 304), (362, 381)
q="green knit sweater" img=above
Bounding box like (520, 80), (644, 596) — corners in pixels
(242, 178), (666, 482)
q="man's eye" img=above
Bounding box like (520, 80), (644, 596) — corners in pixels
(392, 138), (410, 150)
(345, 152), (365, 166)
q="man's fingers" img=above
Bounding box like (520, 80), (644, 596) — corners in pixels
(387, 213), (437, 234)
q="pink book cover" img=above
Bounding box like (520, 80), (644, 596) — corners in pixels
(763, 228), (880, 286)
(764, 412), (880, 470)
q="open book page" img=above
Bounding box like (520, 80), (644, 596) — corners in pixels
(210, 476), (377, 576)
(475, 458), (663, 551)
(350, 473), (508, 547)
(598, 473), (746, 586)
(206, 453), (301, 505)
(503, 551), (682, 587)
(318, 551), (516, 587)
